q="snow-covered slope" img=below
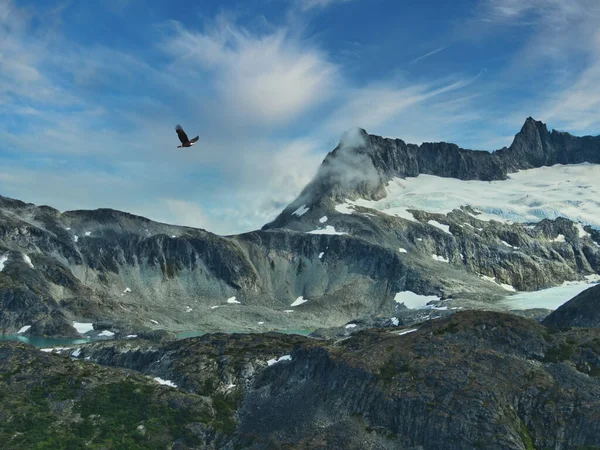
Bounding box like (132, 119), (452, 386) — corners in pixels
(335, 163), (600, 229)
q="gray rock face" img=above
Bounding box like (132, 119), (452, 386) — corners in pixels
(542, 284), (600, 328)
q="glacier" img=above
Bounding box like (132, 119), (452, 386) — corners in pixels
(335, 163), (600, 229)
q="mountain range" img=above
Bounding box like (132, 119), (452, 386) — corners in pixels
(2, 117), (600, 449)
(0, 117), (599, 339)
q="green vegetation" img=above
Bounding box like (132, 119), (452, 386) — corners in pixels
(541, 343), (575, 363)
(0, 375), (211, 450)
(378, 359), (398, 383)
(433, 321), (460, 335)
(212, 391), (241, 435)
(519, 419), (535, 450)
(378, 359), (414, 383)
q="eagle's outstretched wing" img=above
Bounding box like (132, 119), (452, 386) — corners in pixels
(175, 124), (189, 145)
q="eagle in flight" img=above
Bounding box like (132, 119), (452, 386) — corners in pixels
(175, 124), (199, 148)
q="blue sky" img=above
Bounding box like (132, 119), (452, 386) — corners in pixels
(1, 0), (599, 234)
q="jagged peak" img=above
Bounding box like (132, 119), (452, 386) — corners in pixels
(517, 116), (549, 135)
(263, 118), (600, 230)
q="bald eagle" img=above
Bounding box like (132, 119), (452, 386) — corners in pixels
(175, 124), (199, 148)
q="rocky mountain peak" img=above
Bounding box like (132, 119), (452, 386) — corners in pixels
(263, 117), (600, 231)
(503, 116), (553, 169)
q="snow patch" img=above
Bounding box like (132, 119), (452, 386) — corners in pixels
(431, 254), (449, 263)
(210, 306), (220, 309)
(399, 248), (408, 253)
(345, 324), (357, 329)
(501, 283), (517, 292)
(319, 216), (328, 223)
(154, 377), (177, 388)
(99, 330), (115, 337)
(150, 319), (159, 324)
(501, 240), (519, 249)
(394, 291), (441, 309)
(291, 296), (308, 307)
(123, 287), (131, 294)
(17, 325), (31, 334)
(427, 220), (451, 235)
(72, 348), (81, 358)
(258, 321), (265, 325)
(481, 275), (517, 292)
(576, 223), (591, 238)
(126, 335), (138, 338)
(292, 205), (309, 217)
(284, 310), (294, 313)
(336, 183), (419, 222)
(307, 225), (347, 235)
(74, 235), (79, 242)
(267, 355), (292, 366)
(390, 317), (399, 326)
(73, 322), (94, 334)
(227, 296), (241, 304)
(22, 254), (34, 268)
(84, 231), (92, 236)
(185, 306), (193, 313)
(551, 234), (566, 243)
(334, 203), (355, 215)
(41, 347), (71, 353)
(318, 252), (324, 259)
(0, 254), (8, 272)
(398, 328), (418, 336)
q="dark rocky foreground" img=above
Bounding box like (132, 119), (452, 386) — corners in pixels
(2, 310), (600, 449)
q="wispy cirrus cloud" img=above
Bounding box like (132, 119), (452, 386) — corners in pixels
(460, 0), (600, 135)
(409, 46), (448, 65)
(297, 0), (352, 12)
(324, 71), (485, 139)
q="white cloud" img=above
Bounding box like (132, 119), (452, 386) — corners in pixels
(159, 198), (212, 230)
(160, 19), (339, 126)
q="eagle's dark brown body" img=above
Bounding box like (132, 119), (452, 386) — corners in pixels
(176, 124), (199, 148)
